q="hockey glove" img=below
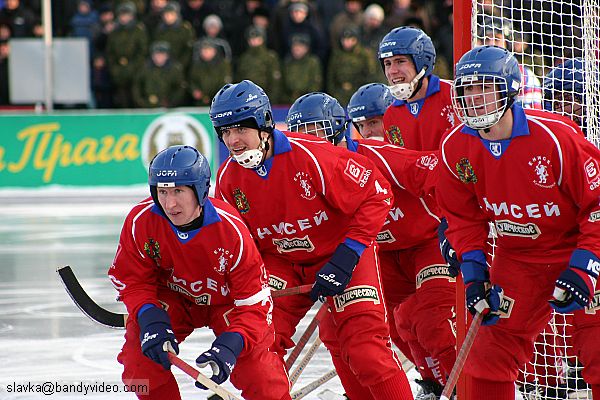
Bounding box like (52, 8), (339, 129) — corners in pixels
(310, 243), (360, 302)
(549, 249), (599, 313)
(195, 332), (244, 389)
(462, 250), (503, 326)
(437, 218), (460, 277)
(137, 305), (179, 370)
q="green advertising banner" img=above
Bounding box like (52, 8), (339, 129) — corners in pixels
(0, 110), (217, 188)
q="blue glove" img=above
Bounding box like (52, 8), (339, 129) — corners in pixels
(462, 250), (504, 326)
(311, 243), (360, 302)
(550, 249), (599, 313)
(137, 305), (179, 370)
(195, 332), (244, 389)
(437, 218), (460, 277)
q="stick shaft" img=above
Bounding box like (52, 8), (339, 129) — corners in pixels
(291, 369), (338, 399)
(440, 312), (483, 399)
(286, 303), (328, 369)
(273, 284), (312, 298)
(167, 353), (241, 400)
(290, 336), (323, 387)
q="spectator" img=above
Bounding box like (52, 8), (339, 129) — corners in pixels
(133, 41), (186, 108)
(384, 0), (414, 29)
(199, 14), (232, 62)
(69, 0), (100, 61)
(181, 0), (215, 37)
(277, 0), (326, 62)
(113, 0), (145, 16)
(94, 4), (114, 54)
(360, 3), (386, 54)
(329, 0), (363, 50)
(0, 0), (35, 37)
(188, 37), (232, 106)
(106, 1), (148, 108)
(511, 31), (548, 80)
(0, 39), (9, 104)
(142, 0), (167, 38)
(281, 33), (323, 104)
(235, 25), (282, 103)
(153, 2), (195, 70)
(91, 54), (113, 108)
(327, 25), (378, 106)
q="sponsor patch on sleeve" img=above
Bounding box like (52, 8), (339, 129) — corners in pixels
(585, 158), (600, 190)
(344, 159), (368, 185)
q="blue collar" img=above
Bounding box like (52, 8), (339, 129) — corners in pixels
(392, 75), (441, 107)
(252, 129), (291, 178)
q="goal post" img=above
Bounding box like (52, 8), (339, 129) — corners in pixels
(452, 1), (598, 399)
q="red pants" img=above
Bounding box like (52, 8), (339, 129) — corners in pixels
(381, 240), (457, 382)
(266, 245), (412, 400)
(465, 252), (600, 388)
(118, 288), (291, 400)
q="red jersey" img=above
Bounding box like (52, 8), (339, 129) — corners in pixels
(353, 138), (441, 250)
(438, 105), (600, 263)
(383, 75), (456, 151)
(108, 197), (272, 349)
(215, 130), (393, 263)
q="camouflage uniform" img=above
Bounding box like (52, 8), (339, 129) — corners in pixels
(188, 39), (232, 106)
(106, 2), (148, 108)
(282, 36), (323, 104)
(132, 41), (186, 108)
(235, 26), (282, 103)
(152, 2), (196, 70)
(327, 32), (378, 106)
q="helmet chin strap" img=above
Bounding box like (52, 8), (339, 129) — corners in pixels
(232, 132), (270, 169)
(389, 68), (427, 101)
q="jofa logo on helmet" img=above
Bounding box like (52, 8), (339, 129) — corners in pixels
(156, 170), (177, 177)
(385, 125), (404, 146)
(380, 41), (396, 48)
(456, 158), (477, 183)
(348, 105), (365, 114)
(288, 112), (302, 122)
(215, 111), (233, 118)
(246, 93), (258, 102)
(458, 63), (482, 70)
(233, 188), (250, 214)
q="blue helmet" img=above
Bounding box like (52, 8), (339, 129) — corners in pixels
(286, 92), (349, 144)
(347, 83), (393, 123)
(543, 58), (584, 111)
(209, 80), (274, 140)
(378, 26), (436, 77)
(452, 45), (521, 130)
(148, 145), (211, 207)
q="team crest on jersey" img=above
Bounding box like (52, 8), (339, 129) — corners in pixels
(489, 142), (502, 157)
(144, 238), (162, 266)
(409, 102), (420, 115)
(497, 294), (515, 318)
(585, 291), (600, 314)
(233, 188), (250, 214)
(441, 104), (456, 126)
(272, 236), (315, 253)
(333, 285), (380, 311)
(416, 265), (457, 288)
(386, 125), (404, 146)
(213, 247), (234, 275)
(376, 229), (396, 243)
(495, 220), (541, 239)
(528, 156), (555, 188)
(294, 171), (316, 200)
(268, 275), (287, 291)
(584, 158), (600, 190)
(416, 153), (438, 170)
(456, 158), (477, 183)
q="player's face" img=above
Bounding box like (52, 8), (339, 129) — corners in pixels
(383, 55), (417, 87)
(553, 92), (583, 126)
(157, 186), (201, 226)
(462, 80), (500, 117)
(356, 116), (385, 139)
(221, 126), (262, 156)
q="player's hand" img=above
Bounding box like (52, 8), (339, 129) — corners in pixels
(461, 250), (503, 326)
(550, 249), (599, 313)
(195, 332), (244, 389)
(437, 218), (460, 277)
(137, 306), (179, 370)
(310, 243), (359, 302)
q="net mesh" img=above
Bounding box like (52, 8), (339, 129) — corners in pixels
(470, 2), (597, 397)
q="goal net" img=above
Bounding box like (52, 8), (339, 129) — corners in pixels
(457, 1), (599, 398)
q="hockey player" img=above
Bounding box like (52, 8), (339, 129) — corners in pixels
(347, 83), (393, 140)
(543, 57), (585, 133)
(438, 45), (600, 399)
(211, 80), (414, 400)
(288, 91), (458, 399)
(108, 145), (291, 400)
(378, 26), (457, 149)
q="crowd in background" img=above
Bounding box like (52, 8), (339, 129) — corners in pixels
(0, 0), (454, 108)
